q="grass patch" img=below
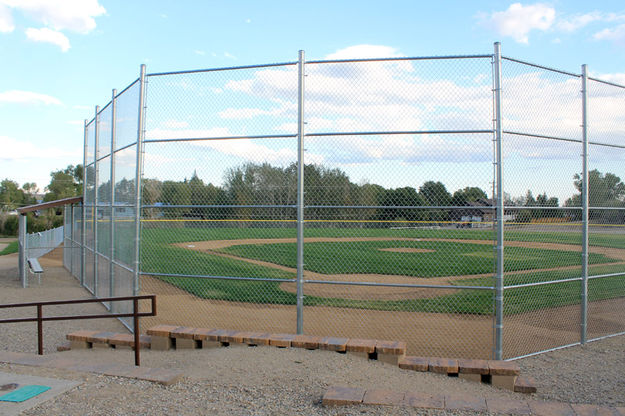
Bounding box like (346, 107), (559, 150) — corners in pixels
(219, 240), (615, 277)
(0, 241), (18, 256)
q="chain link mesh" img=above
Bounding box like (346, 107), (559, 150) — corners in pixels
(586, 79), (625, 340)
(63, 51), (625, 358)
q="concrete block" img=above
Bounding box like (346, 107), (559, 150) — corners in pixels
(322, 386), (365, 406)
(528, 400), (576, 416)
(486, 398), (532, 415)
(402, 392), (444, 409)
(347, 351), (369, 360)
(514, 375), (538, 394)
(200, 340), (222, 349)
(345, 338), (377, 354)
(492, 374), (518, 391)
(175, 337), (197, 349)
(243, 332), (271, 346)
(398, 356), (429, 372)
(429, 357), (458, 374)
(69, 340), (91, 349)
(291, 335), (322, 349)
(146, 325), (179, 338)
(320, 337), (349, 352)
(457, 358), (489, 375)
(488, 360), (520, 376)
(362, 389), (404, 406)
(378, 353), (404, 366)
(445, 392), (487, 413)
(269, 333), (296, 348)
(375, 340), (406, 355)
(150, 335), (172, 351)
(459, 373), (482, 383)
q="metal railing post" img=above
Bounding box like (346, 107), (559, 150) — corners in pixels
(296, 50), (306, 334)
(133, 65), (147, 299)
(81, 120), (88, 287)
(94, 105), (100, 297)
(110, 89), (117, 304)
(581, 64), (589, 344)
(493, 42), (505, 360)
(19, 214), (27, 288)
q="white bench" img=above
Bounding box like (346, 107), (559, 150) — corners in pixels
(27, 258), (43, 284)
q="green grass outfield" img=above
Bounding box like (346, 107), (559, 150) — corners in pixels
(139, 226), (625, 315)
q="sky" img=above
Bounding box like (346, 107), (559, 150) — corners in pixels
(1, 0), (624, 204)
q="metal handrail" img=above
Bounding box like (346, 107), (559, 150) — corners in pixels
(0, 294), (156, 366)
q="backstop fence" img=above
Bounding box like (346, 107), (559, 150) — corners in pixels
(62, 42), (625, 359)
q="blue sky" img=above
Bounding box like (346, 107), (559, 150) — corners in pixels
(1, 0), (624, 203)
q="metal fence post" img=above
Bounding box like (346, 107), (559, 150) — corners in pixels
(581, 64), (589, 344)
(81, 119), (88, 287)
(69, 203), (74, 276)
(19, 214), (27, 288)
(133, 65), (147, 299)
(94, 105), (100, 297)
(493, 42), (505, 360)
(110, 89), (117, 304)
(296, 50), (306, 334)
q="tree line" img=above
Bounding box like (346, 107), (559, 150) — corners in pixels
(2, 161), (624, 236)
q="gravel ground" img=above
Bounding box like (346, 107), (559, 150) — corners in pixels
(0, 251), (624, 415)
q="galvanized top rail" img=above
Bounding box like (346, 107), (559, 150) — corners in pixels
(307, 54), (493, 64)
(147, 61), (297, 77)
(501, 56), (581, 78)
(587, 76), (625, 89)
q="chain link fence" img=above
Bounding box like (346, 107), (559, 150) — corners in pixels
(63, 43), (625, 358)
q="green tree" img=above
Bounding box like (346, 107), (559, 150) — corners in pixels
(451, 187), (488, 206)
(44, 164), (83, 201)
(566, 170), (625, 223)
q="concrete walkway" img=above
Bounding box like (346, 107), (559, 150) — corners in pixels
(322, 385), (625, 415)
(0, 351), (182, 386)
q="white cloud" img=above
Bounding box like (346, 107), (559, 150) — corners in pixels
(194, 50), (206, 56)
(0, 3), (14, 32)
(145, 127), (322, 166)
(0, 89), (62, 105)
(593, 23), (625, 43)
(480, 3), (555, 44)
(1, 0), (106, 33)
(224, 52), (237, 60)
(26, 27), (70, 51)
(245, 18), (251, 24)
(161, 119), (189, 129)
(593, 72), (625, 85)
(0, 135), (79, 161)
(557, 11), (604, 32)
(218, 107), (286, 120)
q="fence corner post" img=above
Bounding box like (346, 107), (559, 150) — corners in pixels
(493, 41), (505, 360)
(296, 50), (306, 335)
(581, 64), (589, 344)
(133, 64), (147, 296)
